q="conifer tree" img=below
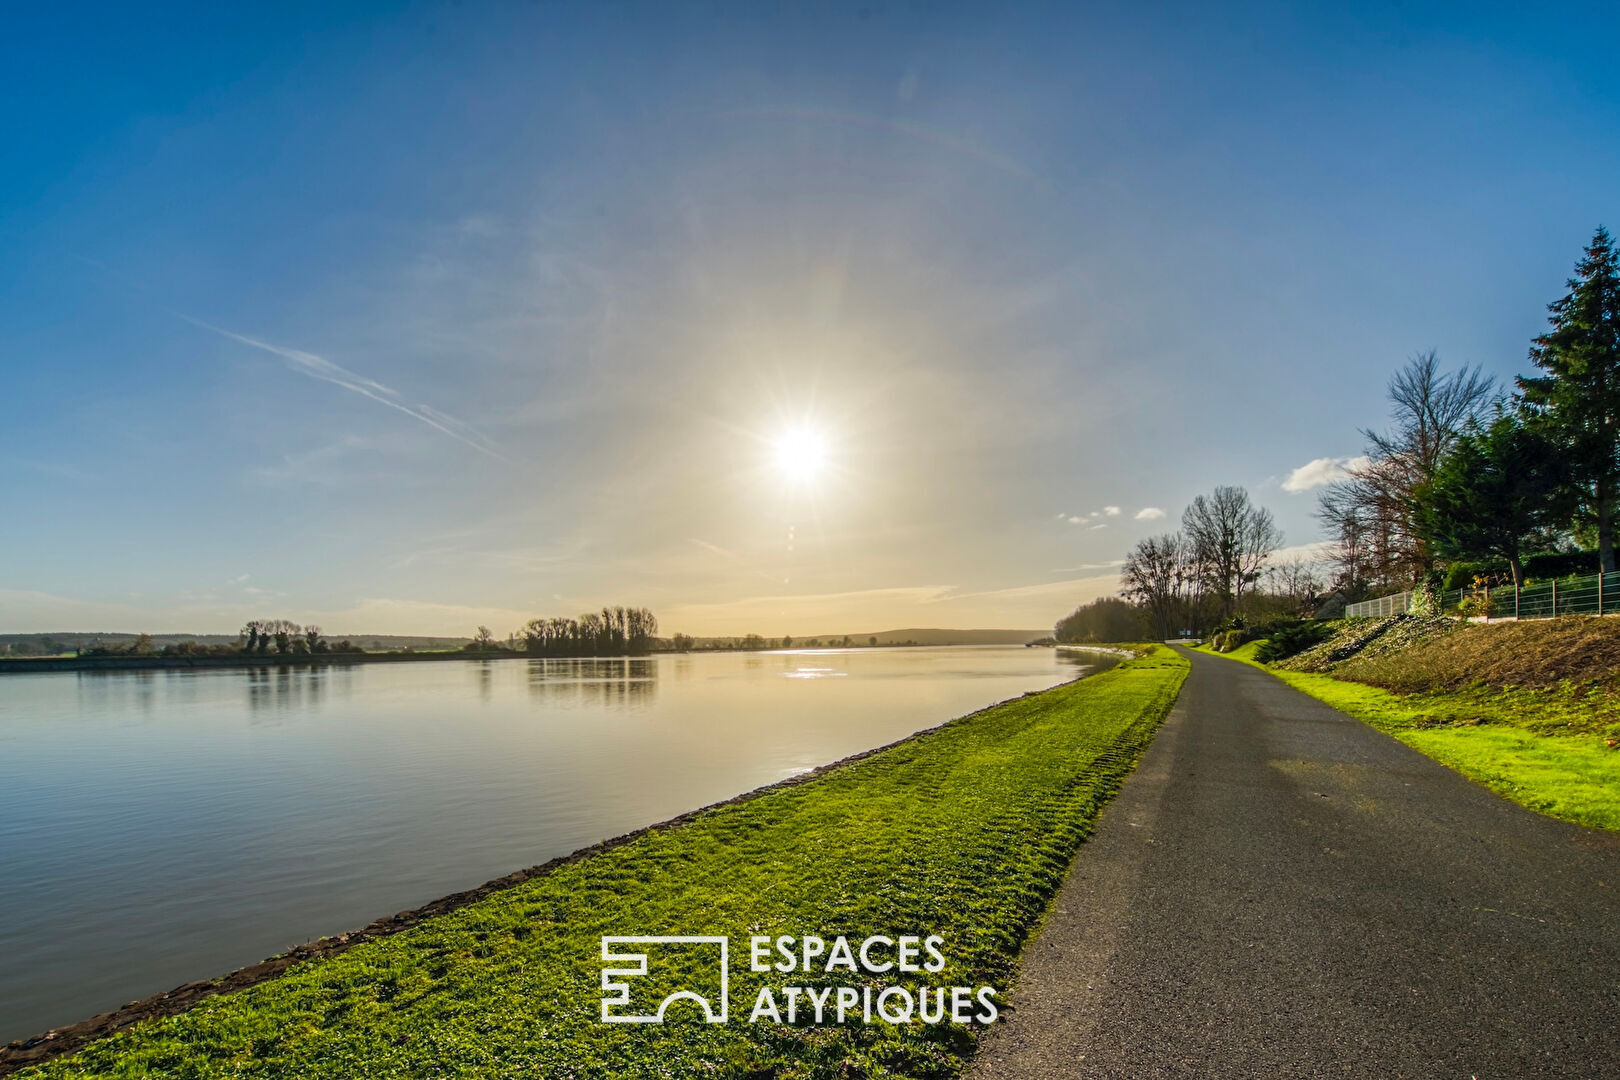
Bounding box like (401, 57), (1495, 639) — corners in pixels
(1518, 227), (1620, 572)
(1415, 412), (1567, 590)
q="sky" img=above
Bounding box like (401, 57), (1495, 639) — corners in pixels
(3, 1), (1619, 637)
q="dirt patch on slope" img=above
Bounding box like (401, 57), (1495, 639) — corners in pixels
(1279, 616), (1461, 674)
(1332, 616), (1620, 692)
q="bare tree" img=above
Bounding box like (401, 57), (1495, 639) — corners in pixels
(1317, 481), (1381, 600)
(1263, 556), (1323, 617)
(1368, 352), (1495, 479)
(1319, 352), (1494, 593)
(1182, 486), (1282, 622)
(1236, 503), (1284, 609)
(1121, 533), (1188, 639)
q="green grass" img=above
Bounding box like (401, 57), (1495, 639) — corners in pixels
(1198, 641), (1620, 831)
(21, 648), (1189, 1080)
(1208, 639), (1265, 663)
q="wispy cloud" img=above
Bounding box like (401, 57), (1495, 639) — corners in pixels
(1282, 455), (1369, 494)
(249, 435), (376, 487)
(4, 457), (92, 481)
(313, 597), (537, 636)
(1269, 541), (1337, 564)
(935, 577), (1109, 603)
(1061, 507), (1122, 525)
(241, 585), (284, 599)
(688, 537), (739, 560)
(385, 541), (581, 574)
(182, 316), (509, 461)
(1059, 505), (1159, 526)
(0, 588), (144, 632)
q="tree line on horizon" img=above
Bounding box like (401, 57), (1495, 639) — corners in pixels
(467, 618), (895, 656)
(75, 621), (366, 658)
(38, 617), (913, 663)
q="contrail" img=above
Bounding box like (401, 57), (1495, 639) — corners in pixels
(182, 316), (508, 461)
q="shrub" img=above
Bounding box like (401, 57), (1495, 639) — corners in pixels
(1442, 561), (1506, 591)
(1253, 621), (1336, 663)
(1523, 551), (1600, 580)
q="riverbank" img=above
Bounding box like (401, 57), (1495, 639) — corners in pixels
(1054, 644), (1138, 660)
(1197, 619), (1620, 830)
(6, 646), (1188, 1079)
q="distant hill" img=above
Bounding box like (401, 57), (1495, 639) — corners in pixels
(855, 628), (1050, 646)
(689, 628), (1049, 648)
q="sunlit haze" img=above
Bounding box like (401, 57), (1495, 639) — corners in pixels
(3, 4), (1619, 637)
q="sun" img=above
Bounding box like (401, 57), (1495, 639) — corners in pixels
(773, 424), (830, 485)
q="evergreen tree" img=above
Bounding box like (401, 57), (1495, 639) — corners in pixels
(1518, 226), (1620, 572)
(1415, 413), (1568, 590)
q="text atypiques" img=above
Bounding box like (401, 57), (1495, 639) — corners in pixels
(746, 935), (998, 1026)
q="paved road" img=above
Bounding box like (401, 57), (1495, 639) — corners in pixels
(972, 647), (1620, 1079)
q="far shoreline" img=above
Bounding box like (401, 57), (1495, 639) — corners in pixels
(0, 649), (624, 676)
(0, 639), (1047, 677)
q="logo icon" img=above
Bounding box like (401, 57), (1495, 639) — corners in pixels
(600, 936), (730, 1024)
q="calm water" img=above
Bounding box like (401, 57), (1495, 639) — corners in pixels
(0, 645), (1109, 1041)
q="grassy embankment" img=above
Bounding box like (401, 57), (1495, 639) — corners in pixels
(1200, 618), (1620, 830)
(15, 647), (1188, 1080)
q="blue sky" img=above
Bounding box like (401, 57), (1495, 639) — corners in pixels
(3, 1), (1617, 635)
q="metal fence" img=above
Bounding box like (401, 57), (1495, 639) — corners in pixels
(1343, 591), (1414, 618)
(1345, 570), (1620, 620)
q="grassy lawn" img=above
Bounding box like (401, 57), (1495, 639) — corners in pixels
(19, 648), (1189, 1080)
(1196, 642), (1620, 831)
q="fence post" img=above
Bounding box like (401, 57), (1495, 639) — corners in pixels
(1484, 584), (1489, 623)
(1552, 579), (1558, 616)
(1601, 572), (1606, 616)
(1515, 583), (1521, 619)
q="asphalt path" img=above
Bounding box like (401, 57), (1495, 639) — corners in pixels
(972, 646), (1620, 1079)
